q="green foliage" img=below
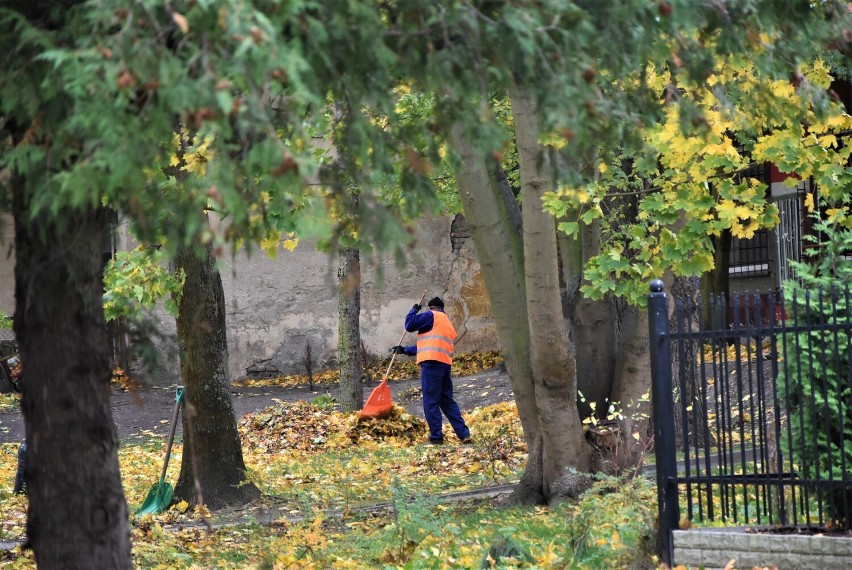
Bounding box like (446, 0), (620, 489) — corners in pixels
(480, 532), (535, 568)
(102, 246), (185, 321)
(778, 210), (852, 522)
(310, 393), (336, 410)
(545, 55), (852, 304)
(568, 477), (657, 569)
(2, 0), (850, 294)
(0, 314), (12, 330)
(381, 479), (445, 564)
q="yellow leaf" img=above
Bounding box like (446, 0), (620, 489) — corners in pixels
(283, 237), (299, 251)
(804, 193), (815, 213)
(818, 134), (837, 149)
(172, 12), (189, 34)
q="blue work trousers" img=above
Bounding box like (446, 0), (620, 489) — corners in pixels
(420, 361), (470, 443)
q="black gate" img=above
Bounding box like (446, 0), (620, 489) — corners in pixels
(648, 280), (852, 565)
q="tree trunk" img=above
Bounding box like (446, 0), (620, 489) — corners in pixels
(337, 245), (363, 411)
(173, 234), (260, 510)
(701, 228), (732, 327)
(568, 219), (617, 420)
(608, 304), (653, 474)
(13, 185), (132, 568)
(511, 88), (591, 497)
(449, 124), (545, 506)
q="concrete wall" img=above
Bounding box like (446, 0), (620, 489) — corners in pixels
(0, 212), (496, 385)
(133, 214), (497, 385)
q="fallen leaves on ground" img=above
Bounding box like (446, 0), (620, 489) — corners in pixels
(238, 403), (427, 453)
(0, 398), (670, 570)
(233, 350), (505, 388)
(0, 392), (19, 414)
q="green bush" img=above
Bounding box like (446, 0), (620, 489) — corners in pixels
(778, 211), (852, 523)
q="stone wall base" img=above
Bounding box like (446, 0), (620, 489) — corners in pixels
(674, 528), (852, 570)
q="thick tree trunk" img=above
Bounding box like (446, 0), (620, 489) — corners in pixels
(173, 235), (260, 510)
(569, 220), (617, 420)
(337, 245), (363, 411)
(13, 187), (132, 568)
(511, 89), (591, 497)
(449, 124), (545, 505)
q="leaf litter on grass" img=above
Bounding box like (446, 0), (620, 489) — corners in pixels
(0, 349), (657, 569)
(237, 399), (527, 514)
(0, 397), (668, 569)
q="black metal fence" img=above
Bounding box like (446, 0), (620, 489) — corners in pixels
(648, 280), (852, 566)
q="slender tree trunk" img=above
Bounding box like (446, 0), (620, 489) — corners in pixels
(511, 88), (591, 497)
(173, 232), (259, 510)
(608, 304), (653, 473)
(13, 184), (132, 568)
(449, 124), (545, 505)
(338, 245), (363, 411)
(701, 227), (732, 327)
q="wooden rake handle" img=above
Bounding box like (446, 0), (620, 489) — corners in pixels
(158, 386), (184, 483)
(383, 289), (428, 380)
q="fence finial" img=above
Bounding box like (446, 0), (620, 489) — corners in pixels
(650, 279), (664, 293)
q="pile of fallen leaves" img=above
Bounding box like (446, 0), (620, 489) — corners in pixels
(238, 402), (427, 453)
(110, 367), (141, 391)
(451, 350), (503, 376)
(346, 405), (426, 446)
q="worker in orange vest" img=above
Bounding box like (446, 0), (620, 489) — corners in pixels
(392, 296), (471, 445)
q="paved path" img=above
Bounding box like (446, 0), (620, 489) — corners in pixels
(0, 367), (512, 444)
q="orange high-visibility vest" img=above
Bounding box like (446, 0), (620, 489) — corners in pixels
(416, 310), (456, 365)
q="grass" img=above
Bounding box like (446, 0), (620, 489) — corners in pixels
(0, 400), (661, 569)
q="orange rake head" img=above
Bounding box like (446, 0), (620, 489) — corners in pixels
(358, 378), (393, 421)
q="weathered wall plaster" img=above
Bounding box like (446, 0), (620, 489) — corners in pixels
(137, 215), (497, 384)
(0, 213), (497, 385)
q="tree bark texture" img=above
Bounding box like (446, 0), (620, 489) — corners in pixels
(511, 88), (591, 495)
(564, 217), (616, 420)
(608, 304), (653, 473)
(570, 294), (617, 420)
(13, 187), (132, 568)
(449, 124), (545, 505)
(173, 236), (260, 510)
(337, 245), (363, 411)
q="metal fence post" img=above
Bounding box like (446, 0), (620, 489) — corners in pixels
(648, 279), (679, 566)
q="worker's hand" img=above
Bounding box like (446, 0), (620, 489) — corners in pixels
(390, 346), (407, 355)
(412, 304), (422, 312)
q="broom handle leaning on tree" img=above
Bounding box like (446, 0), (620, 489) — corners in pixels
(159, 387), (184, 483)
(382, 289), (427, 381)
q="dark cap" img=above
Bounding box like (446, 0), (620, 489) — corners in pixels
(427, 296), (444, 308)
